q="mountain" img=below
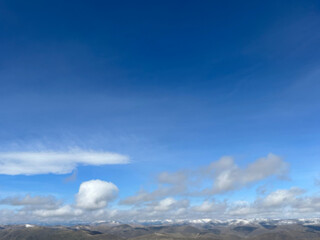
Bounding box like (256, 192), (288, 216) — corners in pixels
(0, 219), (320, 239)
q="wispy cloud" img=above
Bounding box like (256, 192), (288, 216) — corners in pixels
(207, 153), (289, 194)
(0, 150), (129, 175)
(0, 195), (61, 210)
(121, 153), (289, 205)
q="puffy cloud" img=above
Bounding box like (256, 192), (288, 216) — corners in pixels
(0, 150), (129, 175)
(1, 151), (317, 224)
(76, 179), (118, 210)
(0, 179), (119, 223)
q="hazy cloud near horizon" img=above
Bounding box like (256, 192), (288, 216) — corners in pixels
(0, 153), (316, 223)
(0, 184), (319, 223)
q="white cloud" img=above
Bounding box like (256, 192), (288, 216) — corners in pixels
(153, 197), (177, 211)
(33, 205), (83, 217)
(259, 187), (305, 207)
(0, 179), (119, 223)
(227, 187), (309, 218)
(76, 179), (118, 210)
(135, 198), (190, 219)
(122, 153), (289, 205)
(193, 201), (214, 212)
(209, 153), (289, 194)
(0, 150), (129, 175)
(192, 200), (226, 213)
(1, 187), (320, 223)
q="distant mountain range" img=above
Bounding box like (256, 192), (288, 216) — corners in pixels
(1, 218), (320, 239)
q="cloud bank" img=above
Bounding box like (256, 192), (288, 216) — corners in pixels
(0, 150), (129, 175)
(1, 185), (320, 224)
(0, 153), (317, 224)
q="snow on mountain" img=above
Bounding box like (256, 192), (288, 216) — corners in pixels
(123, 218), (320, 226)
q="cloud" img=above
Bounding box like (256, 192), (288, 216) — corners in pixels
(64, 169), (78, 183)
(152, 197), (178, 211)
(192, 200), (227, 213)
(120, 186), (186, 206)
(33, 205), (83, 218)
(1, 187), (320, 223)
(158, 171), (188, 185)
(0, 179), (119, 223)
(136, 198), (190, 219)
(120, 189), (157, 205)
(258, 187), (305, 208)
(0, 150), (129, 175)
(122, 153), (289, 205)
(0, 151), (316, 224)
(208, 153), (289, 194)
(228, 187), (308, 217)
(291, 196), (320, 213)
(0, 195), (61, 209)
(76, 179), (119, 210)
(120, 171), (188, 205)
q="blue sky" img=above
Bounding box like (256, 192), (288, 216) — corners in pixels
(0, 0), (320, 223)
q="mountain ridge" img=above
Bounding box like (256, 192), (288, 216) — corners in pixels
(0, 218), (320, 240)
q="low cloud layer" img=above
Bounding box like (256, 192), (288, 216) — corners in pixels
(1, 186), (320, 224)
(0, 153), (317, 224)
(0, 179), (120, 223)
(227, 187), (309, 217)
(0, 150), (129, 175)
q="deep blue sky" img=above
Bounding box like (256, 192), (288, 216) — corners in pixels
(0, 1), (319, 222)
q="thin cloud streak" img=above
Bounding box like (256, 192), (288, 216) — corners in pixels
(0, 150), (129, 175)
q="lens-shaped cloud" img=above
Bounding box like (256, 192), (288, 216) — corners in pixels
(0, 150), (129, 175)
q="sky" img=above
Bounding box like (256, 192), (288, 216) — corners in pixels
(0, 0), (320, 224)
